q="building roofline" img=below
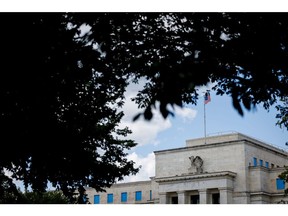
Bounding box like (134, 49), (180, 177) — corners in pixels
(154, 132), (288, 156)
(110, 180), (152, 188)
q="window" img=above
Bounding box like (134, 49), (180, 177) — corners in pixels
(94, 195), (100, 204)
(276, 178), (285, 190)
(149, 190), (152, 200)
(107, 193), (113, 203)
(253, 157), (257, 166)
(135, 191), (142, 201)
(171, 196), (178, 204)
(212, 193), (220, 204)
(265, 161), (269, 168)
(271, 163), (275, 168)
(259, 159), (263, 166)
(190, 195), (199, 204)
(121, 192), (127, 202)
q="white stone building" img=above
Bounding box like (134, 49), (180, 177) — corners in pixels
(86, 132), (288, 204)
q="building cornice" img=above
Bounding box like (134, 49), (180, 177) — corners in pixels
(155, 171), (237, 183)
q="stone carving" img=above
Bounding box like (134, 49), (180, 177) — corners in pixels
(189, 156), (204, 174)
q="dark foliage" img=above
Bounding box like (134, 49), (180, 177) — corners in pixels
(0, 13), (139, 201)
(279, 167), (288, 196)
(67, 13), (288, 120)
(276, 98), (288, 130)
(18, 191), (69, 204)
(0, 170), (23, 203)
(0, 12), (288, 203)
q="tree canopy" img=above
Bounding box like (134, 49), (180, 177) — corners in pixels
(0, 13), (139, 199)
(68, 13), (288, 119)
(0, 13), (287, 202)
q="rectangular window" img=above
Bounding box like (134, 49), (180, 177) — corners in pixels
(265, 161), (269, 168)
(149, 190), (152, 200)
(276, 178), (285, 190)
(212, 193), (220, 204)
(107, 193), (113, 203)
(94, 195), (100, 204)
(253, 157), (257, 166)
(171, 196), (178, 204)
(190, 195), (200, 204)
(260, 159), (263, 166)
(121, 192), (127, 202)
(135, 191), (142, 201)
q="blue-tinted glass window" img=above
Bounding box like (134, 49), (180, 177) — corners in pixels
(276, 178), (285, 190)
(94, 195), (100, 204)
(265, 161), (269, 168)
(135, 191), (142, 201)
(121, 192), (127, 202)
(107, 193), (113, 203)
(149, 190), (152, 200)
(260, 159), (263, 166)
(253, 157), (257, 166)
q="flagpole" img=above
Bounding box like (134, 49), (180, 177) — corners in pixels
(204, 91), (210, 144)
(204, 99), (207, 144)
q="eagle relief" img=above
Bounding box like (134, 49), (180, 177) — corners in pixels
(188, 156), (204, 174)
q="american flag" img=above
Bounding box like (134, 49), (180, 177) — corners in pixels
(204, 92), (211, 104)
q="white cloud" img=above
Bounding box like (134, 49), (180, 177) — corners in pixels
(118, 78), (199, 146)
(119, 107), (172, 147)
(119, 79), (172, 146)
(174, 106), (197, 123)
(196, 82), (216, 96)
(121, 152), (155, 182)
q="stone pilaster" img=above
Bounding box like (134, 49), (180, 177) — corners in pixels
(177, 191), (188, 204)
(199, 189), (209, 204)
(219, 188), (233, 204)
(159, 192), (169, 204)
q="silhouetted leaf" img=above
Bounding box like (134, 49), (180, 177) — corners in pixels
(132, 113), (142, 122)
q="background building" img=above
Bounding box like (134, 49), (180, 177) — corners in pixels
(86, 132), (288, 204)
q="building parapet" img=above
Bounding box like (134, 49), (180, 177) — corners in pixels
(111, 180), (152, 188)
(185, 132), (288, 156)
(154, 133), (287, 157)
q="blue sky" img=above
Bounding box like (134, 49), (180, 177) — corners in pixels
(120, 82), (288, 182)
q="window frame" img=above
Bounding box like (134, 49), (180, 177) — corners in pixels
(121, 192), (128, 203)
(94, 195), (100, 204)
(253, 157), (257, 167)
(259, 159), (263, 166)
(276, 178), (285, 190)
(107, 193), (114, 203)
(135, 191), (142, 201)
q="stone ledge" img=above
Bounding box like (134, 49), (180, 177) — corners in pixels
(155, 171), (237, 183)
